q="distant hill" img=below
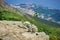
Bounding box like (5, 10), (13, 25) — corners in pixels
(18, 3), (60, 23)
(0, 0), (9, 8)
(0, 0), (5, 7)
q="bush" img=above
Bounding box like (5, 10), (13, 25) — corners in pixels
(49, 34), (57, 40)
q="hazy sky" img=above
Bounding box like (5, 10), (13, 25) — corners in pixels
(5, 0), (60, 10)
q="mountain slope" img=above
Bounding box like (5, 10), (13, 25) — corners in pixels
(0, 1), (60, 40)
(0, 0), (9, 8)
(18, 4), (60, 22)
(0, 6), (60, 40)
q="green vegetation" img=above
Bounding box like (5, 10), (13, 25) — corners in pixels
(0, 8), (26, 21)
(0, 8), (60, 40)
(49, 34), (57, 40)
(34, 12), (38, 17)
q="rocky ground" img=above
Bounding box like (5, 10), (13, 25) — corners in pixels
(0, 21), (49, 40)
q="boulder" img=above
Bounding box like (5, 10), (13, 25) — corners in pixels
(23, 21), (38, 32)
(0, 21), (49, 40)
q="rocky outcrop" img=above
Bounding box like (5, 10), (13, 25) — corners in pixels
(0, 0), (16, 10)
(0, 0), (7, 7)
(0, 0), (5, 6)
(23, 21), (38, 32)
(0, 21), (49, 40)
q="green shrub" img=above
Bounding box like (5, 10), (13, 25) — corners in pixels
(49, 34), (57, 40)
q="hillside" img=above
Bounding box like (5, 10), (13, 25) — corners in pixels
(0, 0), (9, 8)
(0, 0), (60, 40)
(0, 7), (60, 40)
